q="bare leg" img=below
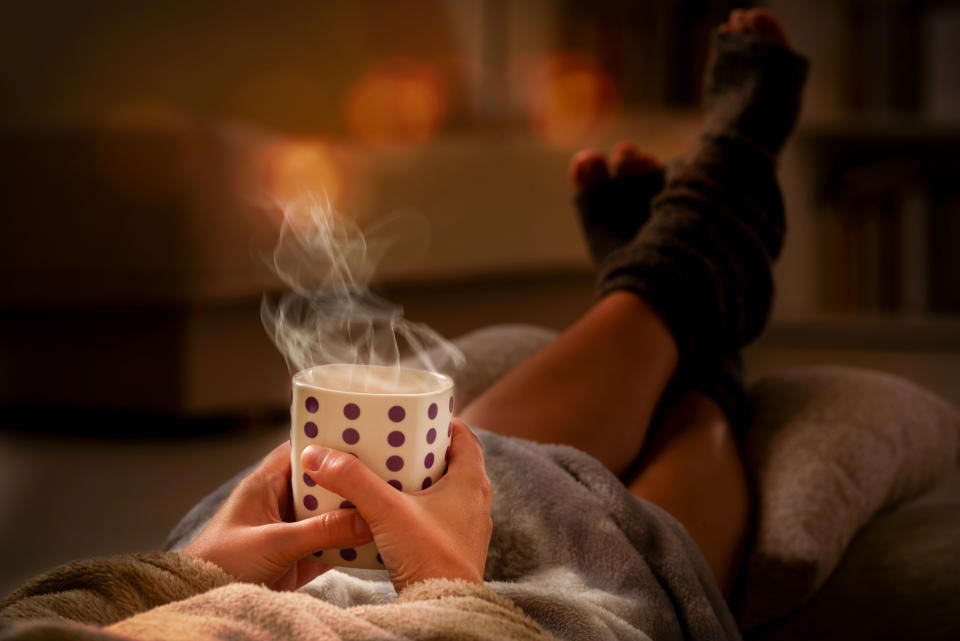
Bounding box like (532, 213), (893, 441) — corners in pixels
(627, 392), (751, 598)
(460, 291), (677, 479)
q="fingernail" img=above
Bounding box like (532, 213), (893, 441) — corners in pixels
(302, 446), (329, 471)
(354, 514), (371, 538)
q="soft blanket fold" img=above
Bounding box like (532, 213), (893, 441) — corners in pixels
(2, 428), (740, 641)
(0, 553), (553, 641)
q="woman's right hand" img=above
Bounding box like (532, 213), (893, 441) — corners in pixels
(301, 419), (493, 592)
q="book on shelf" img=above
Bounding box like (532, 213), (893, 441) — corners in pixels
(814, 162), (957, 316)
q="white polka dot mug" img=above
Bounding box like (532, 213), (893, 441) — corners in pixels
(291, 363), (455, 569)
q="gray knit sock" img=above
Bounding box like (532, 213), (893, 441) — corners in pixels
(596, 32), (809, 365)
(704, 32), (809, 156)
(573, 169), (665, 265)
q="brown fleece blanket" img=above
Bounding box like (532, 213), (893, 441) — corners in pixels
(0, 552), (554, 641)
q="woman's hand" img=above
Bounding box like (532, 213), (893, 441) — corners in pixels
(183, 441), (373, 591)
(302, 419), (493, 592)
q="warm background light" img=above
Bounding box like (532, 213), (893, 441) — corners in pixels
(257, 139), (343, 221)
(344, 60), (447, 147)
(518, 54), (621, 147)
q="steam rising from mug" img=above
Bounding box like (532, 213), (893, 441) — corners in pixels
(261, 193), (464, 376)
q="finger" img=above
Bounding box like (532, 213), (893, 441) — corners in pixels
(263, 508), (373, 566)
(442, 420), (487, 485)
(302, 446), (403, 520)
(272, 564), (299, 592)
(294, 558), (330, 589)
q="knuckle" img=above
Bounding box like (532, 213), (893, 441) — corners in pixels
(233, 474), (261, 499)
(478, 476), (493, 505)
(263, 470), (286, 489)
(312, 511), (333, 531)
(457, 420), (481, 444)
(318, 451), (361, 492)
(469, 466), (493, 508)
(313, 510), (359, 547)
(329, 451), (361, 477)
(313, 511), (342, 536)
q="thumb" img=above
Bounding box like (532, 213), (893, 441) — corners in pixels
(302, 446), (405, 524)
(264, 509), (372, 564)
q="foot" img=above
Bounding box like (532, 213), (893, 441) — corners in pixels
(718, 8), (791, 47)
(569, 142), (665, 265)
(569, 9), (796, 268)
(594, 7), (807, 366)
(705, 8), (806, 154)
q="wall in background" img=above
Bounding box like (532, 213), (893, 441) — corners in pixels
(1, 0), (957, 417)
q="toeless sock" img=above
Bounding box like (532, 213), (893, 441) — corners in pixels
(596, 34), (808, 363)
(573, 168), (665, 265)
(598, 135), (787, 362)
(704, 32), (809, 156)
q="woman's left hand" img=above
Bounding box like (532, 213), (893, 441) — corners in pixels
(183, 441), (373, 591)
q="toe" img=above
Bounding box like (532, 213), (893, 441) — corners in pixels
(745, 9), (792, 47)
(569, 150), (610, 194)
(611, 142), (662, 178)
(723, 8), (747, 34)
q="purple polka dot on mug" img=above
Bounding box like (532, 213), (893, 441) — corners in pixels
(426, 428), (436, 444)
(387, 430), (405, 447)
(386, 455), (404, 472)
(449, 396), (454, 412)
(388, 405), (406, 422)
(304, 421), (318, 438)
(303, 472), (316, 487)
(444, 446), (450, 462)
(388, 479), (403, 491)
(342, 428), (360, 445)
(340, 548), (357, 562)
(305, 396), (319, 413)
(424, 452), (435, 469)
(343, 403), (360, 420)
(303, 495), (318, 510)
(421, 477), (432, 490)
(447, 421), (452, 436)
(340, 500), (355, 509)
(428, 403), (438, 419)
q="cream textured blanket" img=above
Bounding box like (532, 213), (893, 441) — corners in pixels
(161, 428), (740, 641)
(0, 553), (553, 641)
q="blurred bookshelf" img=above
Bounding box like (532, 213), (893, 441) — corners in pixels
(765, 0), (960, 354)
(800, 122), (960, 318)
(741, 0), (960, 406)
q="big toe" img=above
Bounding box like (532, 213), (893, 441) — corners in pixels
(721, 8), (791, 48)
(611, 142), (662, 178)
(569, 150), (610, 194)
(747, 9), (792, 47)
